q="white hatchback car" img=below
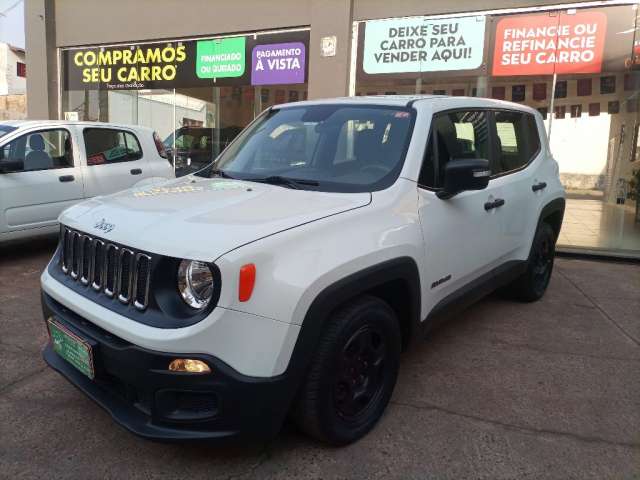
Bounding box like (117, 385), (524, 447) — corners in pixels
(41, 96), (565, 445)
(0, 121), (174, 243)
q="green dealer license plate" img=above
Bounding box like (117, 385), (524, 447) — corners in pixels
(48, 319), (95, 379)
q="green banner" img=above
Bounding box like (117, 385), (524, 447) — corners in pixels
(196, 37), (246, 79)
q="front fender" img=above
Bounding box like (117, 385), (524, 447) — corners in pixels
(213, 182), (424, 326)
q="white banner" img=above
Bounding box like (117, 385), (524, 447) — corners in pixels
(363, 16), (486, 74)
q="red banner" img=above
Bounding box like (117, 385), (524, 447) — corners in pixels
(492, 11), (607, 76)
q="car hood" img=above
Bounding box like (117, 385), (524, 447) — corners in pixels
(59, 176), (371, 261)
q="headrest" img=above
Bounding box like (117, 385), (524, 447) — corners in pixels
(29, 134), (45, 151)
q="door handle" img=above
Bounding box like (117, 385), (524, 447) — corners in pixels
(130, 168), (142, 175)
(484, 198), (505, 211)
(532, 182), (547, 192)
(58, 175), (75, 182)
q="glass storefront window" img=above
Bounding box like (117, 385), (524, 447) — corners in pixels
(60, 29), (309, 177)
(353, 2), (640, 258)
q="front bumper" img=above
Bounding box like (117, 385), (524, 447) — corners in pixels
(42, 293), (295, 441)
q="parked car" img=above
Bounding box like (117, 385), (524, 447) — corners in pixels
(0, 121), (174, 243)
(41, 96), (565, 445)
(163, 126), (242, 176)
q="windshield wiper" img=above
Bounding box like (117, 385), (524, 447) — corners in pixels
(207, 168), (235, 179)
(250, 175), (319, 189)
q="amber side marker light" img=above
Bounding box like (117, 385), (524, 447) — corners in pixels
(239, 263), (256, 302)
(168, 359), (211, 373)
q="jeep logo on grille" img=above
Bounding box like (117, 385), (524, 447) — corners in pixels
(94, 218), (115, 233)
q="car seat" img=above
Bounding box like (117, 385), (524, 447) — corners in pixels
(24, 134), (53, 171)
(354, 128), (383, 165)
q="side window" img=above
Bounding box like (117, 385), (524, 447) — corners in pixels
(0, 129), (73, 172)
(174, 134), (194, 149)
(419, 110), (490, 188)
(493, 111), (540, 174)
(124, 132), (142, 160)
(83, 129), (143, 166)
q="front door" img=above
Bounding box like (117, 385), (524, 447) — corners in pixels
(417, 109), (507, 312)
(0, 128), (84, 236)
(80, 127), (148, 196)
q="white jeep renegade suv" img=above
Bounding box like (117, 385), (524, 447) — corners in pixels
(41, 96), (565, 445)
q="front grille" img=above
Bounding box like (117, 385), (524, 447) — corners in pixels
(59, 226), (152, 310)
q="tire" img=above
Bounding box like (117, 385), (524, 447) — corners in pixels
(506, 222), (556, 302)
(293, 295), (401, 445)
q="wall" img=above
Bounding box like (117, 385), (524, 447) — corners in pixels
(352, 0), (592, 20)
(107, 91), (208, 139)
(27, 0), (621, 119)
(25, 0), (57, 119)
(0, 94), (27, 120)
(0, 43), (26, 95)
(53, 0), (312, 47)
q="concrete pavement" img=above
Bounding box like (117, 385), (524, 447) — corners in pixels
(0, 237), (638, 479)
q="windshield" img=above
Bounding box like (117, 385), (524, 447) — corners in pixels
(0, 125), (17, 140)
(195, 104), (415, 193)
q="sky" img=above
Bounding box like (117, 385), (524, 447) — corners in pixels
(0, 0), (25, 49)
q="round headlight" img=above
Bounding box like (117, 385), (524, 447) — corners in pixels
(177, 260), (214, 309)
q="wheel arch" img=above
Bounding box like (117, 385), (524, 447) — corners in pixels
(284, 257), (421, 384)
(538, 197), (566, 241)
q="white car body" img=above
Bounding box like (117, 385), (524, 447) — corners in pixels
(40, 96), (565, 442)
(0, 120), (174, 243)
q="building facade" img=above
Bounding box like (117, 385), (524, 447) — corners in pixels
(0, 42), (27, 119)
(25, 0), (640, 257)
(0, 42), (26, 96)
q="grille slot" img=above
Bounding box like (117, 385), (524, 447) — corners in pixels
(91, 239), (105, 291)
(61, 227), (71, 273)
(59, 227), (152, 311)
(79, 235), (92, 285)
(104, 243), (120, 298)
(70, 231), (81, 279)
(117, 249), (135, 304)
(133, 254), (152, 310)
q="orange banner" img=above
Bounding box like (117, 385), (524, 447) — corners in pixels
(492, 11), (607, 76)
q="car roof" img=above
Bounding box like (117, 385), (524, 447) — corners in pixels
(274, 95), (539, 115)
(0, 119), (155, 132)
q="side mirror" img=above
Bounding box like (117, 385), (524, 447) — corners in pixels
(0, 159), (24, 173)
(436, 159), (490, 200)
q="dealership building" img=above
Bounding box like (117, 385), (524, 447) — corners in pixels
(25, 0), (640, 258)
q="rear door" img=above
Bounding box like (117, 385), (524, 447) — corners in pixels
(80, 127), (148, 196)
(489, 110), (544, 259)
(417, 109), (508, 311)
(0, 127), (84, 234)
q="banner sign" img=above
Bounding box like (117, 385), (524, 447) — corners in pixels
(251, 42), (306, 85)
(62, 30), (309, 90)
(492, 11), (607, 76)
(362, 16), (486, 74)
(68, 44), (188, 90)
(196, 37), (246, 78)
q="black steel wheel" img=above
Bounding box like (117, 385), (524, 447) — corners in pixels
(531, 227), (554, 297)
(293, 295), (401, 445)
(333, 324), (388, 421)
(507, 222), (556, 302)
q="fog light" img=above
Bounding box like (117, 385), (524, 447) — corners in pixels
(168, 359), (211, 373)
